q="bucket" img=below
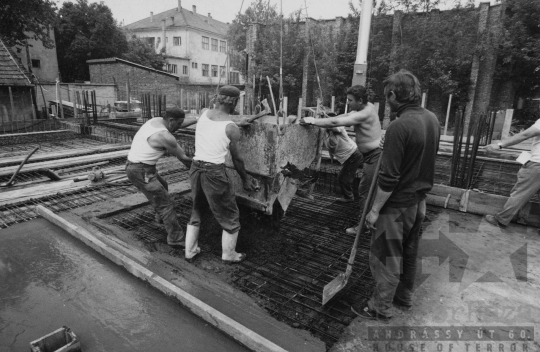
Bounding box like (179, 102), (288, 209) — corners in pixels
(29, 326), (82, 352)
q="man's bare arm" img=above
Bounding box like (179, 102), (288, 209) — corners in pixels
(486, 125), (540, 151)
(226, 124), (258, 191)
(301, 108), (373, 128)
(180, 118), (198, 128)
(149, 131), (192, 168)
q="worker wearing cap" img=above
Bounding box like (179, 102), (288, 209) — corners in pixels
(185, 85), (259, 264)
(484, 121), (540, 228)
(126, 107), (196, 248)
(301, 85), (382, 235)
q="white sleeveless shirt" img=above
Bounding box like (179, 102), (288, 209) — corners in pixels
(127, 117), (169, 165)
(193, 110), (235, 164)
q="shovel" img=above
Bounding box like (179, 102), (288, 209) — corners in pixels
(322, 151), (383, 305)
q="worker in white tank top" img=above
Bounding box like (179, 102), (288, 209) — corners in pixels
(185, 86), (259, 265)
(125, 107), (196, 248)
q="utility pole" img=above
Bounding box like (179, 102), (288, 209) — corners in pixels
(352, 0), (375, 87)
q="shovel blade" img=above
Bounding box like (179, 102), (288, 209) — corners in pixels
(322, 273), (349, 305)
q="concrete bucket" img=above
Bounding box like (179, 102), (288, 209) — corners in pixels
(225, 116), (320, 215)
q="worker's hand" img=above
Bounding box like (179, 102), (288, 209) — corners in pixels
(485, 143), (499, 152)
(300, 117), (315, 125)
(365, 209), (379, 232)
(243, 177), (260, 192)
(235, 117), (253, 128)
(379, 134), (385, 150)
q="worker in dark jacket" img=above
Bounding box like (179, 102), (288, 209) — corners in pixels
(351, 70), (440, 320)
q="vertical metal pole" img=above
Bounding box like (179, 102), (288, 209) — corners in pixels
(443, 94), (453, 136)
(331, 96), (335, 113)
(58, 84), (65, 119)
(297, 98), (303, 118)
(126, 80), (131, 112)
(73, 90), (79, 119)
(8, 86), (15, 122)
(421, 92), (427, 108)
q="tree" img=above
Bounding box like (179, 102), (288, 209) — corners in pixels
(121, 37), (167, 71)
(55, 0), (128, 81)
(0, 0), (57, 48)
(497, 0), (540, 102)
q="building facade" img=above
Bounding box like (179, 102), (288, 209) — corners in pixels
(124, 1), (243, 86)
(11, 30), (59, 84)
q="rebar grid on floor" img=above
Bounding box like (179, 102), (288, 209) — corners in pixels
(104, 190), (374, 348)
(0, 169), (189, 229)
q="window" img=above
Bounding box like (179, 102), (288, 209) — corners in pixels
(31, 59), (41, 68)
(167, 64), (177, 74)
(145, 37), (155, 47)
(229, 72), (240, 84)
(173, 37), (181, 46)
(202, 36), (209, 50)
(156, 37), (161, 49)
(211, 65), (218, 77)
(183, 65), (188, 75)
(211, 38), (218, 51)
(220, 41), (226, 53)
(191, 62), (197, 69)
(220, 66), (225, 77)
(202, 64), (209, 76)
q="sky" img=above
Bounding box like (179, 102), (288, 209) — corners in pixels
(55, 0), (499, 26)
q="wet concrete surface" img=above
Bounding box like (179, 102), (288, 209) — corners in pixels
(0, 218), (250, 352)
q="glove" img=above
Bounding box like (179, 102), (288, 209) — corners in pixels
(301, 117), (315, 125)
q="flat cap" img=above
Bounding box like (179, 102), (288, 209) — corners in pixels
(218, 85), (240, 97)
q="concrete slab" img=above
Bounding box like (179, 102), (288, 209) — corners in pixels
(330, 208), (540, 352)
(0, 218), (250, 352)
(61, 196), (326, 352)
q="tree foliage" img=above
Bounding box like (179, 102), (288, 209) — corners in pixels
(121, 37), (167, 71)
(55, 0), (128, 81)
(497, 0), (540, 98)
(0, 0), (57, 48)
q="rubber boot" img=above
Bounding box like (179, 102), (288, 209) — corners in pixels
(184, 225), (200, 263)
(221, 230), (246, 264)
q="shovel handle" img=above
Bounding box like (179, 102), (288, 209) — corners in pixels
(347, 151), (384, 266)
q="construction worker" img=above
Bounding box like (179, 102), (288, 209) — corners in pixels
(354, 70), (440, 320)
(484, 121), (540, 227)
(126, 107), (195, 248)
(301, 85), (382, 234)
(185, 86), (259, 264)
(322, 114), (363, 203)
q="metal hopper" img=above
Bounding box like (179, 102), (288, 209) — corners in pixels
(224, 116), (320, 215)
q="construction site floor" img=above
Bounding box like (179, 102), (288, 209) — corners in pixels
(0, 218), (250, 352)
(331, 208), (540, 352)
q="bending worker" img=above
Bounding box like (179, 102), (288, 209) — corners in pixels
(323, 115), (363, 203)
(302, 85), (382, 235)
(185, 86), (259, 264)
(484, 119), (540, 228)
(126, 107), (195, 248)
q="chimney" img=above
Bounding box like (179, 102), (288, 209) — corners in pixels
(150, 12), (153, 22)
(208, 13), (212, 19)
(177, 0), (181, 11)
(192, 5), (196, 13)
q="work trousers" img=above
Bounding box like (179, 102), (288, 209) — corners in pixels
(125, 162), (184, 244)
(188, 160), (241, 233)
(338, 149), (363, 200)
(358, 148), (382, 217)
(368, 200), (426, 317)
(496, 161), (540, 225)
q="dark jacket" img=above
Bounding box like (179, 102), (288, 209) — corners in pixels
(378, 104), (440, 208)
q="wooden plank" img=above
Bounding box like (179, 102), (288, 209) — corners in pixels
(0, 150), (128, 177)
(0, 144), (130, 168)
(37, 206), (289, 352)
(0, 130), (68, 139)
(0, 180), (91, 205)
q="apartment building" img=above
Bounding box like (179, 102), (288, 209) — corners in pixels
(124, 1), (243, 86)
